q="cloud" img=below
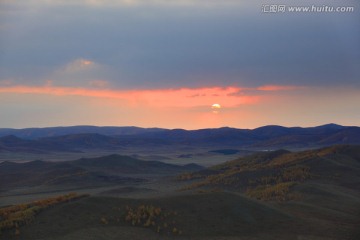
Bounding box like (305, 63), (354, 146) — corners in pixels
(0, 0), (359, 90)
(257, 85), (306, 91)
(47, 58), (114, 88)
(61, 58), (96, 72)
(0, 85), (261, 108)
(227, 85), (305, 97)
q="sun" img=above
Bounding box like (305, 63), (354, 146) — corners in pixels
(211, 103), (221, 109)
(211, 103), (221, 114)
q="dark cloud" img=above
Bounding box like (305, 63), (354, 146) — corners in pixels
(0, 0), (359, 89)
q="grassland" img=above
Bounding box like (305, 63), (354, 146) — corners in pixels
(1, 145), (359, 239)
(1, 189), (359, 240)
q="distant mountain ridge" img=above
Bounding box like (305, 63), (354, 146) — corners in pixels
(0, 126), (166, 139)
(0, 124), (359, 152)
(0, 124), (349, 139)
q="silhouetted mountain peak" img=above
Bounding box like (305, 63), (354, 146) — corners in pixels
(314, 123), (345, 130)
(251, 125), (294, 138)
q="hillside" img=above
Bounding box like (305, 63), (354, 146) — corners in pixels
(0, 192), (301, 240)
(1, 145), (360, 239)
(179, 145), (360, 200)
(2, 190), (359, 240)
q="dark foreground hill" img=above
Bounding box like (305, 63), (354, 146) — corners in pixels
(0, 193), (307, 240)
(0, 155), (203, 192)
(0, 124), (360, 153)
(1, 189), (359, 240)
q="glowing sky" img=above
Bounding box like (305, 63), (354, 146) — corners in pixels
(0, 0), (359, 129)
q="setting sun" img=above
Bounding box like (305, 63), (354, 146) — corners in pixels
(211, 103), (221, 109)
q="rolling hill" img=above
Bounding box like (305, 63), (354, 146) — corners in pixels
(178, 145), (360, 200)
(0, 154), (203, 192)
(1, 145), (360, 239)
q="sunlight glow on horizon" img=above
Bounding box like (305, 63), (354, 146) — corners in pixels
(0, 85), (263, 108)
(1, 83), (358, 130)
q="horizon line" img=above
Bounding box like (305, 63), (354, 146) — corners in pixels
(0, 123), (356, 131)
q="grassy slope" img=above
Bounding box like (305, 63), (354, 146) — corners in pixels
(1, 192), (304, 240)
(179, 145), (360, 195)
(3, 190), (359, 240)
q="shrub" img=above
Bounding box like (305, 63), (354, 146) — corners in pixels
(124, 204), (181, 235)
(0, 192), (89, 236)
(246, 182), (298, 201)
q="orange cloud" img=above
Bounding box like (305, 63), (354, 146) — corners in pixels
(257, 85), (305, 91)
(0, 85), (260, 108)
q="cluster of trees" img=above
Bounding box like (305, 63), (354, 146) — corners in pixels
(247, 165), (311, 187)
(177, 171), (206, 181)
(245, 166), (310, 201)
(124, 204), (182, 235)
(246, 182), (300, 201)
(0, 192), (88, 236)
(282, 166), (310, 182)
(180, 164), (311, 202)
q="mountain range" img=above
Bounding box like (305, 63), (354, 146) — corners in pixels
(0, 124), (359, 153)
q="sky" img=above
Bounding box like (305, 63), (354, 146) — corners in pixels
(0, 0), (359, 129)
